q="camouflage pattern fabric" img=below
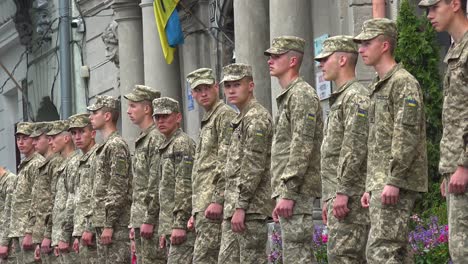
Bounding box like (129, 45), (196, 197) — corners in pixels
(78, 237), (98, 264)
(264, 36), (306, 55)
(95, 227), (130, 264)
(165, 232), (195, 264)
(186, 68), (215, 89)
(133, 228), (166, 264)
(192, 215), (222, 264)
(124, 85), (160, 102)
(314, 35), (358, 60)
(15, 122), (35, 136)
(220, 63), (252, 83)
(152, 97), (180, 115)
(0, 171), (17, 247)
(217, 219), (268, 264)
(418, 0), (441, 7)
(87, 95), (119, 111)
(353, 18), (397, 42)
(278, 213), (316, 263)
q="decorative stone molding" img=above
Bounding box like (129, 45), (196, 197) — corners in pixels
(101, 20), (119, 68)
(13, 0), (34, 47)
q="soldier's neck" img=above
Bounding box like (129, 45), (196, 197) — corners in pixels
(278, 71), (299, 90)
(100, 123), (117, 140)
(374, 56), (397, 79)
(448, 16), (468, 43)
(138, 117), (153, 131)
(81, 141), (95, 154)
(334, 69), (356, 89)
(61, 144), (75, 158)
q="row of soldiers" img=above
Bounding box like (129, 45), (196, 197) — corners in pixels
(0, 1), (467, 263)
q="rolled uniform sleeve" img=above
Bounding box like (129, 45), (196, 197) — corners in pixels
(387, 81), (424, 188)
(236, 118), (272, 210)
(280, 92), (320, 201)
(336, 95), (370, 196)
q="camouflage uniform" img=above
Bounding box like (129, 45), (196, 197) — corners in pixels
(316, 36), (370, 263)
(354, 18), (428, 264)
(67, 114), (99, 264)
(217, 64), (273, 264)
(266, 37), (323, 264)
(86, 96), (132, 264)
(9, 122), (46, 264)
(0, 171), (18, 264)
(187, 68), (236, 264)
(152, 97), (196, 264)
(124, 86), (166, 264)
(417, 2), (468, 258)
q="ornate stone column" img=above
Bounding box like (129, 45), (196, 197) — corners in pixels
(112, 0), (144, 148)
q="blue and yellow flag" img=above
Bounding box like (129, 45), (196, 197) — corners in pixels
(154, 0), (184, 64)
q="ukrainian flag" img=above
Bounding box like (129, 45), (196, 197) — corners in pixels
(154, 0), (184, 64)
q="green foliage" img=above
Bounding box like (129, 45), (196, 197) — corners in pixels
(395, 0), (445, 219)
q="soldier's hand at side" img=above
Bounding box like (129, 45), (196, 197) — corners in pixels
(58, 240), (69, 253)
(0, 245), (9, 259)
(53, 246), (60, 257)
(272, 208), (279, 223)
(448, 166), (468, 194)
(205, 203), (223, 220)
(129, 228), (135, 240)
(140, 223), (154, 239)
(187, 216), (195, 231)
(34, 245), (41, 261)
(130, 239), (136, 254)
(231, 208), (246, 233)
(170, 229), (186, 245)
(381, 185), (399, 205)
(72, 238), (79, 253)
(22, 233), (34, 250)
(274, 198), (295, 219)
(440, 178), (446, 197)
(81, 231), (94, 246)
(361, 192), (370, 208)
(41, 238), (52, 254)
(321, 202), (328, 225)
(333, 194), (350, 220)
(159, 235), (166, 249)
(100, 228), (113, 245)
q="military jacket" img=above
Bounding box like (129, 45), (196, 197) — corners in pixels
(0, 171), (17, 246)
(72, 144), (99, 237)
(9, 152), (44, 238)
(367, 64), (428, 192)
(156, 128), (195, 236)
(89, 131), (132, 228)
(321, 80), (370, 202)
(51, 151), (80, 245)
(130, 124), (164, 227)
(271, 77), (323, 214)
(192, 101), (236, 214)
(223, 99), (273, 219)
(440, 32), (468, 174)
(27, 154), (63, 243)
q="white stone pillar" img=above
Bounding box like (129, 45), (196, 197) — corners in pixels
(233, 0), (271, 112)
(140, 0), (182, 101)
(269, 0), (314, 117)
(112, 0), (144, 149)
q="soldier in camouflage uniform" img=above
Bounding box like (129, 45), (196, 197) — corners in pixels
(84, 95), (132, 264)
(26, 122), (64, 263)
(124, 85), (166, 264)
(3, 122), (46, 264)
(419, 0), (468, 261)
(217, 63), (273, 264)
(68, 114), (99, 264)
(354, 18), (428, 263)
(186, 68), (236, 264)
(0, 166), (18, 264)
(47, 120), (81, 264)
(315, 36), (370, 263)
(151, 97), (195, 264)
(265, 36), (323, 263)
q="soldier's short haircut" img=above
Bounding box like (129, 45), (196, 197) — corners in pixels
(335, 52), (359, 68)
(377, 35), (396, 55)
(242, 76), (254, 83)
(444, 0), (467, 12)
(100, 106), (120, 124)
(287, 50), (304, 69)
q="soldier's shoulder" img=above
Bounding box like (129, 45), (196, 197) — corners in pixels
(393, 67), (419, 86)
(108, 134), (130, 151)
(172, 131), (195, 152)
(344, 82), (370, 103)
(148, 127), (165, 144)
(245, 102), (272, 125)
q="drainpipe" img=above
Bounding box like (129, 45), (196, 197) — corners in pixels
(59, 0), (72, 118)
(373, 0), (386, 18)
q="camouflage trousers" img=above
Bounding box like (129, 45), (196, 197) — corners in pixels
(94, 227), (130, 264)
(18, 237), (36, 264)
(366, 190), (417, 264)
(218, 217), (268, 264)
(133, 228), (166, 264)
(77, 237), (98, 264)
(279, 214), (315, 264)
(165, 230), (195, 264)
(192, 213), (222, 264)
(40, 250), (60, 264)
(327, 195), (370, 264)
(0, 238), (19, 264)
(445, 175), (468, 263)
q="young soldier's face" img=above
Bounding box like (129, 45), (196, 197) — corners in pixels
(127, 101), (147, 125)
(89, 110), (106, 130)
(154, 113), (181, 137)
(50, 133), (67, 153)
(70, 127), (95, 151)
(426, 1), (454, 32)
(223, 78), (253, 108)
(192, 84), (219, 110)
(16, 134), (34, 155)
(318, 53), (340, 81)
(358, 38), (383, 66)
(33, 134), (50, 155)
(267, 53), (291, 77)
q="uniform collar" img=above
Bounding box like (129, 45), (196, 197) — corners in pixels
(232, 98), (257, 126)
(329, 79), (358, 106)
(444, 31), (468, 63)
(159, 128), (182, 150)
(202, 100), (223, 123)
